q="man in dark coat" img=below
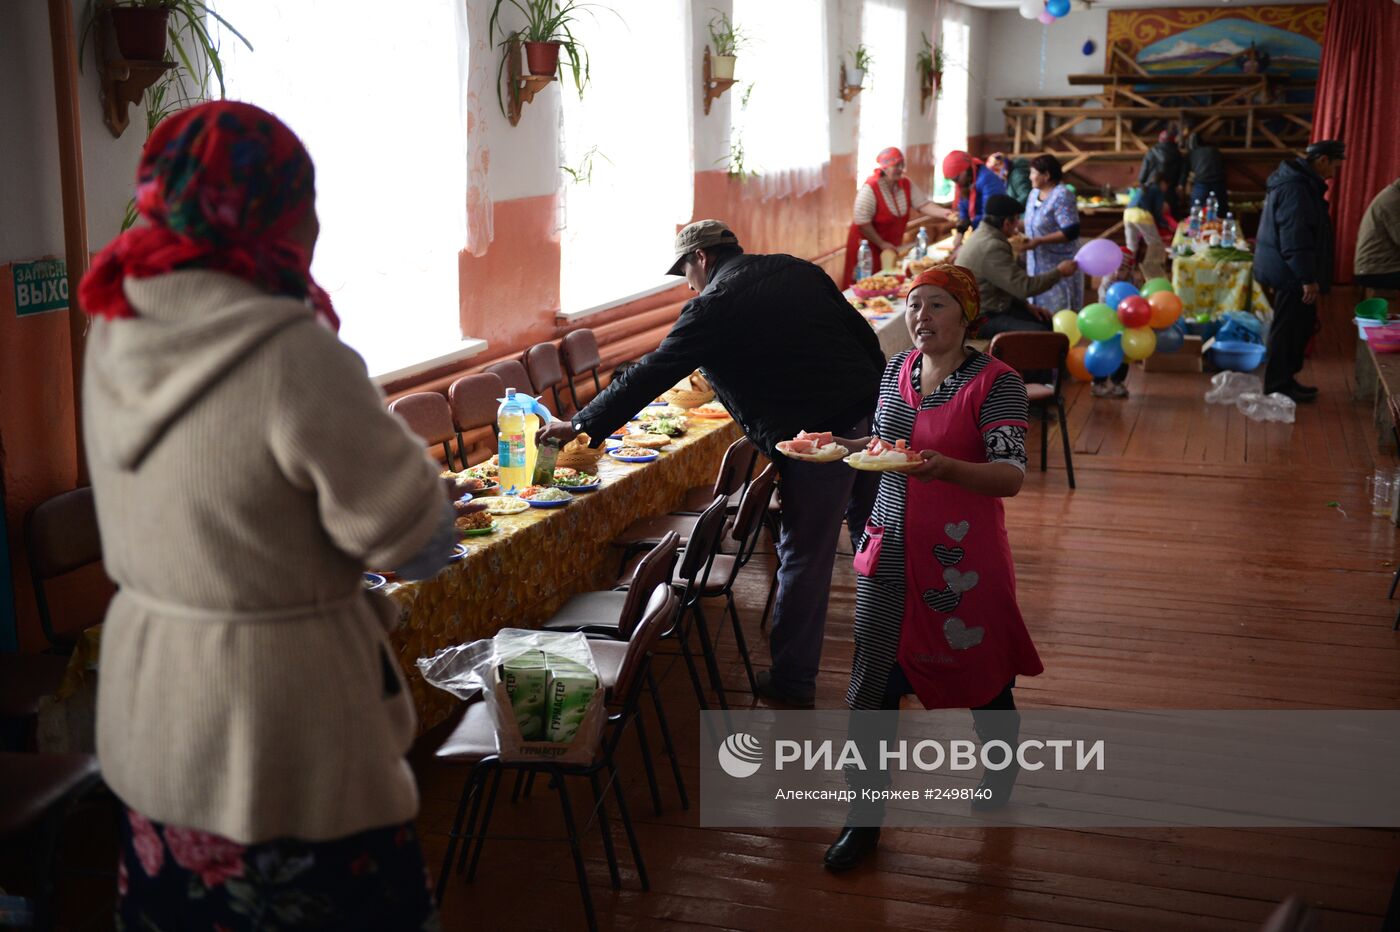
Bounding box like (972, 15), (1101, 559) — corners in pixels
(1253, 140), (1343, 401)
(1181, 129), (1229, 215)
(1139, 130), (1184, 212)
(540, 220), (885, 708)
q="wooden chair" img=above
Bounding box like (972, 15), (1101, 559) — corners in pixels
(560, 329), (604, 411)
(388, 392), (459, 469)
(483, 359), (535, 397)
(23, 487), (104, 652)
(990, 331), (1075, 489)
(433, 585), (675, 930)
(447, 372), (505, 465)
(524, 342), (570, 416)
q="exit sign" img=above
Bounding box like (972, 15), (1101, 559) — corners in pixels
(12, 258), (69, 317)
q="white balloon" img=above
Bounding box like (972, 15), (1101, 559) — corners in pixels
(1019, 0), (1041, 19)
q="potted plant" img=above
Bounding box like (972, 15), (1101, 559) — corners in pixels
(83, 1), (248, 79)
(850, 44), (873, 86)
(708, 10), (748, 81)
(917, 32), (944, 99)
(490, 0), (612, 95)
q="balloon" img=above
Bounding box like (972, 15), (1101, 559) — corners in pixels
(1052, 309), (1081, 345)
(1076, 239), (1124, 277)
(1047, 0), (1070, 16)
(1019, 0), (1041, 18)
(1154, 326), (1185, 354)
(1082, 39), (1097, 56)
(1140, 277), (1173, 297)
(1077, 302), (1122, 342)
(1121, 326), (1157, 361)
(1117, 295), (1153, 329)
(1147, 290), (1184, 329)
(1085, 335), (1124, 377)
(1038, 10), (1055, 23)
(1067, 345), (1091, 382)
(1104, 280), (1140, 309)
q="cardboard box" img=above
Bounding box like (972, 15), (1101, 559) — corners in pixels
(1143, 335), (1204, 373)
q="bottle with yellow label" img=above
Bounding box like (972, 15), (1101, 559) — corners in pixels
(496, 389), (529, 494)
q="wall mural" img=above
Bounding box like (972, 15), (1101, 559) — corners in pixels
(1106, 6), (1326, 79)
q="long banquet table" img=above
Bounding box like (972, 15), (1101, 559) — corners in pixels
(391, 415), (740, 731)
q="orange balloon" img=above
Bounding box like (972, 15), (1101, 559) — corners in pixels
(1147, 290), (1183, 329)
(1067, 344), (1092, 382)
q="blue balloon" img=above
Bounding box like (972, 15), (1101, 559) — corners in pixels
(1047, 0), (1070, 16)
(1082, 39), (1097, 56)
(1085, 335), (1125, 377)
(1104, 280), (1140, 309)
(1154, 326), (1185, 354)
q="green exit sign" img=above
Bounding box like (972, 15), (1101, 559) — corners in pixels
(12, 258), (69, 317)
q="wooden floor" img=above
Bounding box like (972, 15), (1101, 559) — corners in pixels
(419, 287), (1400, 931)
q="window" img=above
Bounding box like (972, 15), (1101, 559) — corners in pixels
(212, 1), (474, 378)
(857, 0), (909, 178)
(932, 9), (972, 200)
(730, 0), (830, 200)
(558, 0), (692, 315)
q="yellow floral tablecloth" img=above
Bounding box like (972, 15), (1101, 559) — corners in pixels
(1170, 232), (1273, 321)
(390, 416), (740, 731)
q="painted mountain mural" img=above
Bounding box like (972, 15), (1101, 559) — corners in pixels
(1136, 19), (1321, 77)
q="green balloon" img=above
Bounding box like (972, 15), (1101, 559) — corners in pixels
(1077, 303), (1122, 342)
(1141, 277), (1173, 297)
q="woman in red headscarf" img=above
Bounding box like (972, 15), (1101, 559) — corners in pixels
(842, 146), (943, 288)
(80, 101), (451, 927)
(943, 149), (1008, 256)
(821, 265), (1044, 873)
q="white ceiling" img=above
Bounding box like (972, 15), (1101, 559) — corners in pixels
(958, 0), (1316, 8)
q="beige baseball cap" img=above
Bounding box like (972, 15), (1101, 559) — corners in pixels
(666, 219), (741, 275)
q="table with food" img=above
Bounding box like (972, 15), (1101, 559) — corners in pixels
(846, 253), (949, 359)
(1169, 223), (1273, 322)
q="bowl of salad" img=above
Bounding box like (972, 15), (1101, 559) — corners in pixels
(552, 468), (600, 493)
(519, 486), (572, 508)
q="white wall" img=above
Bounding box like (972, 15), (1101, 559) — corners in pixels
(978, 7), (1108, 140)
(0, 0), (146, 263)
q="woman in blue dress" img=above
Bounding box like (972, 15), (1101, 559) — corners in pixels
(1022, 154), (1083, 314)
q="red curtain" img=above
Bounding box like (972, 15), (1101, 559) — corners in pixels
(1312, 0), (1400, 284)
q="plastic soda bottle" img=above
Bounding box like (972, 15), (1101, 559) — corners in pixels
(915, 226), (929, 260)
(496, 389), (529, 494)
(856, 239), (872, 281)
(1206, 191), (1219, 222)
(1188, 201), (1202, 238)
(1221, 213), (1237, 249)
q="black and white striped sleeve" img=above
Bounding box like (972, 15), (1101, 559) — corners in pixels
(980, 371), (1029, 470)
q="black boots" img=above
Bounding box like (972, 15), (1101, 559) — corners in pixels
(971, 710), (1022, 811)
(823, 826), (881, 872)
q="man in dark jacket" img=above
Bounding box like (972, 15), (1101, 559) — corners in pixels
(1180, 129), (1229, 215)
(1139, 130), (1184, 212)
(1254, 140), (1343, 401)
(540, 220), (886, 707)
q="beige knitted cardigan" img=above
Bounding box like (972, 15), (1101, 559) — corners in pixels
(83, 271), (444, 844)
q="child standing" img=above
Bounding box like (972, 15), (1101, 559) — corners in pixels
(1092, 243), (1147, 398)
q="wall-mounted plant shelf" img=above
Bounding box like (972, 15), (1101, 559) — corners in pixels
(839, 62), (864, 103)
(504, 34), (556, 126)
(93, 4), (175, 138)
(920, 71), (942, 113)
(702, 46), (737, 116)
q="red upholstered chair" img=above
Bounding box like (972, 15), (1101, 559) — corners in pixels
(989, 331), (1075, 490)
(447, 372), (505, 464)
(24, 487), (105, 651)
(524, 342), (569, 416)
(560, 328), (604, 411)
(388, 391), (459, 469)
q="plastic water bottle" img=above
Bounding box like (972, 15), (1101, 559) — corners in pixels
(856, 239), (873, 282)
(915, 227), (929, 260)
(496, 389), (529, 495)
(1221, 213), (1237, 249)
(1188, 201), (1202, 238)
(1206, 192), (1219, 222)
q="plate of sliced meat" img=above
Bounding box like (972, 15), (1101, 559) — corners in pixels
(775, 430), (848, 463)
(844, 438), (925, 472)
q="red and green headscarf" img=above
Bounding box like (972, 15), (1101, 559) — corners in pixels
(80, 100), (337, 330)
(908, 264), (981, 323)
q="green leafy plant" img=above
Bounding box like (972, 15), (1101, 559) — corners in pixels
(707, 10), (749, 57)
(916, 32), (944, 99)
(490, 0), (617, 115)
(561, 146), (612, 185)
(851, 44), (873, 73)
(721, 135), (756, 181)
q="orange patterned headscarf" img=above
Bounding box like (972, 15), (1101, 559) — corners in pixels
(907, 264), (980, 322)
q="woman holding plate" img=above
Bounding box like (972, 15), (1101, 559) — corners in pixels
(821, 264), (1044, 872)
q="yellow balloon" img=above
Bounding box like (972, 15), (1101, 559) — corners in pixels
(1121, 326), (1157, 361)
(1052, 309), (1081, 346)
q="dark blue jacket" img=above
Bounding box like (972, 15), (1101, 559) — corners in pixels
(1253, 159), (1334, 292)
(958, 166), (1007, 231)
(574, 254), (884, 455)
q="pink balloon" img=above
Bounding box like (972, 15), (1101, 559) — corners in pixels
(1076, 238), (1124, 277)
(1038, 10), (1055, 23)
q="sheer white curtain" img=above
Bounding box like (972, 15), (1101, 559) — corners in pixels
(730, 0), (830, 201)
(559, 0), (692, 312)
(857, 0), (909, 177)
(932, 5), (971, 199)
(212, 1), (469, 378)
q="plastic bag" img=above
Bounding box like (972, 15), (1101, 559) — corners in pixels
(417, 628), (606, 765)
(1204, 371), (1263, 405)
(1236, 392), (1297, 424)
(1215, 311), (1264, 345)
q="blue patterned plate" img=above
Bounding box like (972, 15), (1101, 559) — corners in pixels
(611, 450), (660, 464)
(363, 572), (387, 591)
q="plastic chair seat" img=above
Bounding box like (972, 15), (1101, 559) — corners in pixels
(617, 553), (736, 597)
(614, 514), (695, 549)
(435, 702), (500, 765)
(540, 591), (629, 633)
(0, 752), (101, 838)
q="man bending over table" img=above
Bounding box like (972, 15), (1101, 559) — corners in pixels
(539, 220), (885, 708)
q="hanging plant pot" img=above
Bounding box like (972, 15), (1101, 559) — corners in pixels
(712, 54), (737, 81)
(109, 6), (170, 61)
(850, 68), (866, 86)
(524, 40), (562, 77)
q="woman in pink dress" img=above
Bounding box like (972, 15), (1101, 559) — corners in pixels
(825, 264), (1044, 872)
